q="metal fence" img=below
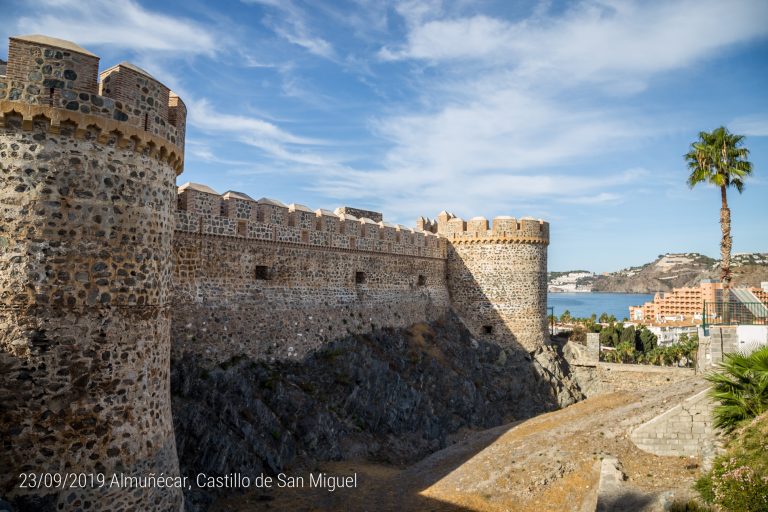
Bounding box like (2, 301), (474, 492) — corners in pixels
(548, 306), (554, 335)
(702, 301), (768, 329)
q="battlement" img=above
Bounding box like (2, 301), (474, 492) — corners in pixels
(0, 34), (185, 160)
(176, 182), (446, 259)
(418, 212), (549, 245)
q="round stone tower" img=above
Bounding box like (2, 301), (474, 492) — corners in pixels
(0, 35), (185, 510)
(438, 213), (550, 352)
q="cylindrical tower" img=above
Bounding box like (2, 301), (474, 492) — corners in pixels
(0, 35), (185, 510)
(443, 215), (550, 352)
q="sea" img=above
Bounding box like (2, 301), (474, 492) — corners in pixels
(547, 292), (654, 321)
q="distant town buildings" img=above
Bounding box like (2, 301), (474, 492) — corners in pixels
(548, 271), (595, 292)
(629, 280), (768, 325)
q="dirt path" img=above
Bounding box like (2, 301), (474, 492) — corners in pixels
(212, 377), (707, 512)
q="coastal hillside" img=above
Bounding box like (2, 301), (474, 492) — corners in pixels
(549, 252), (768, 294)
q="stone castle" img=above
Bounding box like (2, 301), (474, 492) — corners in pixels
(0, 35), (548, 511)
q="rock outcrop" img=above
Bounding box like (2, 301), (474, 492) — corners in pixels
(171, 312), (582, 508)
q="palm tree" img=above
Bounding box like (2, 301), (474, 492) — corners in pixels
(685, 127), (753, 290)
(706, 346), (768, 433)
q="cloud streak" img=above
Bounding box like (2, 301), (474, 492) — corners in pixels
(308, 0), (768, 222)
(242, 0), (335, 58)
(15, 0), (219, 56)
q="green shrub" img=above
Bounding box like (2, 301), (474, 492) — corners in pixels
(695, 413), (768, 512)
(706, 346), (768, 433)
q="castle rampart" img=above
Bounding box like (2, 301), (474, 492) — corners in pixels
(417, 213), (550, 351)
(171, 185), (551, 360)
(1, 35), (186, 156)
(1, 33), (553, 510)
(175, 183), (445, 258)
(171, 183), (450, 362)
(0, 36), (183, 511)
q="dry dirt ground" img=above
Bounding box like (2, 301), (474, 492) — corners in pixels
(212, 377), (708, 512)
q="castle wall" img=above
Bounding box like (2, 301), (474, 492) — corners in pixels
(1, 33), (555, 509)
(171, 206), (450, 363)
(444, 217), (550, 351)
(0, 36), (184, 511)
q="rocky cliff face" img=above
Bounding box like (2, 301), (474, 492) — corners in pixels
(171, 312), (582, 509)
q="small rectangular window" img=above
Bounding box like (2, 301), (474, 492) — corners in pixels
(237, 220), (247, 236)
(482, 325), (493, 335)
(301, 230), (309, 243)
(417, 275), (426, 286)
(255, 265), (270, 280)
(355, 271), (366, 284)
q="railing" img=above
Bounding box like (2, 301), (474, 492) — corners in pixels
(548, 306), (554, 335)
(702, 301), (768, 329)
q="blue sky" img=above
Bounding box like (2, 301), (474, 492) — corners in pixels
(2, 0), (767, 272)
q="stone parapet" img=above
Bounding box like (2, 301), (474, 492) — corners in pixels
(176, 183), (447, 259)
(419, 212), (549, 245)
(0, 34), (183, 511)
(0, 100), (184, 174)
(0, 35), (185, 153)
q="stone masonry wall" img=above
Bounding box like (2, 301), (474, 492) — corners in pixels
(418, 212), (550, 352)
(447, 239), (549, 352)
(172, 230), (450, 363)
(0, 36), (186, 155)
(630, 388), (718, 464)
(0, 35), (184, 512)
(172, 189), (552, 360)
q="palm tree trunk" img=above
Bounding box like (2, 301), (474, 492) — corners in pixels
(720, 186), (732, 290)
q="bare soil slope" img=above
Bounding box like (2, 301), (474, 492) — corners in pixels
(212, 377), (708, 511)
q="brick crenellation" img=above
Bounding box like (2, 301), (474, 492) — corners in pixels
(0, 35), (186, 153)
(0, 35), (184, 511)
(1, 33), (553, 511)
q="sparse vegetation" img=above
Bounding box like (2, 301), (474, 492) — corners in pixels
(668, 499), (713, 512)
(705, 346), (768, 433)
(695, 412), (768, 512)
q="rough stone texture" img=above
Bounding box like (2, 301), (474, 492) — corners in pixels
(697, 326), (739, 370)
(172, 231), (450, 362)
(2, 33), (559, 512)
(171, 312), (582, 509)
(447, 237), (549, 352)
(0, 39), (185, 152)
(586, 332), (600, 361)
(335, 206), (382, 223)
(171, 191), (552, 359)
(571, 362), (696, 397)
(630, 388), (719, 467)
(0, 36), (184, 512)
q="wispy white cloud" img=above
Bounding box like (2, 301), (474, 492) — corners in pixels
(15, 0), (219, 56)
(560, 192), (622, 205)
(380, 0), (768, 87)
(242, 0), (335, 58)
(186, 98), (352, 167)
(729, 115), (768, 137)
(186, 140), (253, 167)
(188, 98), (320, 144)
(314, 0), (768, 223)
